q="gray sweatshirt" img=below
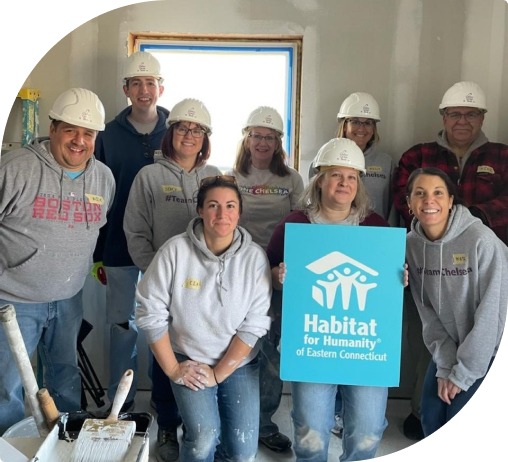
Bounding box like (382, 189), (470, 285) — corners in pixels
(363, 144), (394, 220)
(225, 166), (304, 250)
(406, 205), (508, 391)
(135, 217), (272, 366)
(124, 155), (221, 272)
(0, 138), (115, 302)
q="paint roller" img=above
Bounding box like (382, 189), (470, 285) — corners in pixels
(0, 304), (49, 437)
(70, 369), (136, 462)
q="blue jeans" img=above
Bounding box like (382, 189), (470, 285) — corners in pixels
(105, 266), (140, 403)
(259, 290), (284, 438)
(291, 382), (388, 462)
(421, 359), (492, 437)
(151, 353), (181, 429)
(0, 293), (83, 434)
(171, 355), (260, 462)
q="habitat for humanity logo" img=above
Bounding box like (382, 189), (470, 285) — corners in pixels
(306, 251), (379, 311)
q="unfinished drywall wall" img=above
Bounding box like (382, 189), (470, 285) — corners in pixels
(7, 0), (508, 165)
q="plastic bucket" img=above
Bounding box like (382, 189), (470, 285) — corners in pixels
(3, 416), (39, 437)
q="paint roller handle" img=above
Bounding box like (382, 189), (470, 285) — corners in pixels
(37, 388), (60, 430)
(106, 369), (134, 422)
(0, 304), (49, 437)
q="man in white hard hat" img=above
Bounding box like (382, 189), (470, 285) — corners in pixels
(392, 80), (508, 440)
(0, 88), (115, 434)
(92, 51), (180, 461)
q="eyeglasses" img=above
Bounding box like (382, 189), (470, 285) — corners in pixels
(248, 133), (278, 143)
(174, 125), (206, 138)
(444, 111), (483, 122)
(199, 175), (238, 188)
(346, 119), (375, 128)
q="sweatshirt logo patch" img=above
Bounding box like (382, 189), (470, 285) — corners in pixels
(85, 194), (105, 205)
(452, 254), (468, 265)
(162, 185), (182, 193)
(183, 278), (201, 290)
(477, 165), (494, 175)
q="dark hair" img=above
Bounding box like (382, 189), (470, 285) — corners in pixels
(406, 167), (460, 203)
(161, 123), (211, 169)
(233, 130), (290, 177)
(196, 177), (243, 214)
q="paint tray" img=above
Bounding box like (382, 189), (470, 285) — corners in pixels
(30, 411), (153, 462)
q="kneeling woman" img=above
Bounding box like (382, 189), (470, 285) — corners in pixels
(136, 175), (272, 461)
(405, 167), (508, 436)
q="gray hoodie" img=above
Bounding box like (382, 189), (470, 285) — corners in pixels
(0, 138), (115, 302)
(124, 155), (222, 272)
(135, 217), (272, 366)
(406, 204), (508, 391)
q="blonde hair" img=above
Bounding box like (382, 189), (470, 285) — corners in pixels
(298, 168), (372, 221)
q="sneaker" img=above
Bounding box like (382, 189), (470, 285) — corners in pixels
(157, 427), (179, 462)
(331, 414), (343, 438)
(259, 432), (292, 452)
(403, 413), (424, 441)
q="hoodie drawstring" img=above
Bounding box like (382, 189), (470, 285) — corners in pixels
(83, 173), (90, 229)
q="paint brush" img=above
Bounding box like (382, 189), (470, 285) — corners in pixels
(70, 369), (136, 462)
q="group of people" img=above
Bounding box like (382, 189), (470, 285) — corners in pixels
(0, 49), (507, 462)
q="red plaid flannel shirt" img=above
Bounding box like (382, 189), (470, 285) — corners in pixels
(392, 140), (508, 245)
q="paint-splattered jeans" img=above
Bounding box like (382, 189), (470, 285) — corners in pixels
(171, 354), (260, 462)
(291, 382), (388, 461)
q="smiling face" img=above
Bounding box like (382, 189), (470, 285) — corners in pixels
(246, 126), (279, 169)
(343, 118), (376, 151)
(49, 122), (97, 171)
(407, 173), (454, 240)
(123, 76), (164, 112)
(172, 121), (205, 163)
(442, 106), (484, 149)
(318, 166), (359, 210)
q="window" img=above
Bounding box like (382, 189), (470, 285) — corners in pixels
(131, 33), (302, 172)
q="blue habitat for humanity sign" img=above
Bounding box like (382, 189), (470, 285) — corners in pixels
(280, 223), (406, 386)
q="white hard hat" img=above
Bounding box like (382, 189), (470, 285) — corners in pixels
(439, 81), (487, 112)
(337, 92), (380, 121)
(48, 88), (105, 131)
(123, 51), (163, 82)
(312, 138), (366, 174)
(243, 106), (284, 135)
(166, 98), (212, 134)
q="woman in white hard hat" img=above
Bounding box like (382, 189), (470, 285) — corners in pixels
(267, 138), (405, 462)
(226, 106), (304, 453)
(328, 91), (396, 438)
(334, 92), (394, 221)
(125, 98), (222, 461)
